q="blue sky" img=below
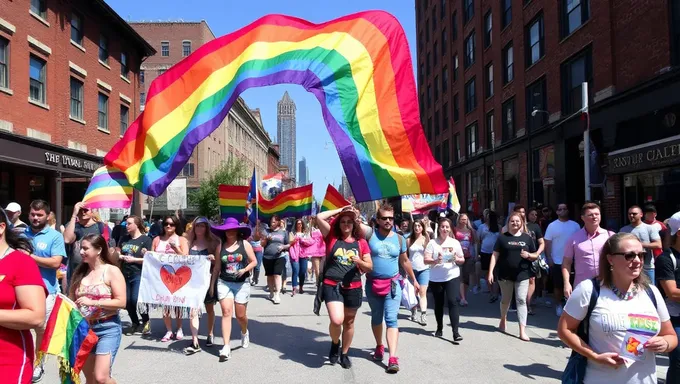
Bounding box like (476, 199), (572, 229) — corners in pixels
(106, 0), (417, 201)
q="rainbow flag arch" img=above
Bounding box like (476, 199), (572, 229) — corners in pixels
(321, 184), (351, 212)
(84, 11), (447, 206)
(258, 184), (313, 219)
(37, 294), (98, 384)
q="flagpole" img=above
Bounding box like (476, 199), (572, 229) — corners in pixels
(255, 168), (259, 225)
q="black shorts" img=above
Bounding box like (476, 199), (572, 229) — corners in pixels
(322, 284), (363, 309)
(480, 252), (493, 271)
(263, 257), (286, 276)
(204, 279), (218, 305)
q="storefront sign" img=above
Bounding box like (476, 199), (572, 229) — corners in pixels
(607, 136), (680, 174)
(44, 151), (99, 173)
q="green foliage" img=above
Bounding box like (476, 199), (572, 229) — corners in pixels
(188, 158), (248, 219)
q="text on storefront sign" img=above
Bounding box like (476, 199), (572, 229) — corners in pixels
(45, 152), (99, 172)
(608, 139), (680, 174)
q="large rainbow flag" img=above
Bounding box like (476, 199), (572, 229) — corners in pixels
(258, 184), (313, 219)
(38, 294), (98, 384)
(321, 184), (351, 212)
(219, 185), (250, 220)
(88, 11), (446, 205)
(82, 167), (133, 209)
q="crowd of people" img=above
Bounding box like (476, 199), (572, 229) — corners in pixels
(2, 197), (680, 383)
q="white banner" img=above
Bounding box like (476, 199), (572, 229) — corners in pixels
(166, 178), (187, 210)
(138, 252), (210, 316)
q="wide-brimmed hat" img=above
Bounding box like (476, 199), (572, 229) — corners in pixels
(337, 207), (357, 221)
(211, 217), (251, 237)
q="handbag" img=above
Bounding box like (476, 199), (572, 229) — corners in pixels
(400, 278), (418, 309)
(561, 278), (600, 384)
(531, 254), (550, 277)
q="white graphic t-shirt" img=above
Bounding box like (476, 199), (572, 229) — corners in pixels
(425, 237), (463, 282)
(564, 279), (670, 384)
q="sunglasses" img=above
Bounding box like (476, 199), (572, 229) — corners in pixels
(164, 222), (176, 227)
(378, 216), (394, 221)
(612, 252), (646, 261)
(339, 220), (354, 225)
(79, 208), (90, 213)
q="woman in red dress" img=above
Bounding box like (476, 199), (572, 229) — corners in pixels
(0, 208), (47, 384)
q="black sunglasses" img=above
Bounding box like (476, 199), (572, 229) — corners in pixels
(164, 222), (176, 227)
(378, 216), (394, 221)
(612, 252), (646, 261)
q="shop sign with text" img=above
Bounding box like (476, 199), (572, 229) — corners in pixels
(607, 136), (680, 174)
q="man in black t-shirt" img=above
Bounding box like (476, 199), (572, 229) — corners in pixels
(656, 212), (680, 383)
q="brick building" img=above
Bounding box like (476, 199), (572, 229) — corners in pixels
(417, 0), (680, 226)
(268, 143), (281, 175)
(0, 0), (154, 223)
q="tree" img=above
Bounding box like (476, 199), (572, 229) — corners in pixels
(188, 157), (248, 220)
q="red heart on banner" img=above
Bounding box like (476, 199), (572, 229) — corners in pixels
(160, 265), (192, 294)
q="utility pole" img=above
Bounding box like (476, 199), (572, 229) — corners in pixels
(582, 82), (591, 201)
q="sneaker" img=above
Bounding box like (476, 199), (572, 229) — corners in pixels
(419, 312), (428, 326)
(219, 346), (231, 362)
(273, 293), (281, 304)
(386, 357), (400, 374)
(410, 308), (417, 322)
(206, 335), (214, 347)
(556, 304), (564, 317)
(32, 365), (44, 383)
(161, 331), (173, 342)
(329, 341), (341, 365)
(372, 345), (385, 361)
(241, 330), (250, 349)
(183, 343), (201, 355)
(142, 321), (151, 336)
(434, 329), (443, 338)
(175, 329), (184, 340)
(340, 353), (352, 369)
(269, 291), (275, 300)
(453, 333), (463, 342)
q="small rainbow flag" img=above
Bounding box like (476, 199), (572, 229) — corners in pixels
(321, 185), (351, 212)
(82, 166), (133, 209)
(219, 185), (250, 220)
(38, 294), (98, 384)
(258, 184), (313, 219)
(447, 177), (461, 213)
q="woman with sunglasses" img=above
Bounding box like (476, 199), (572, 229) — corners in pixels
(316, 207), (372, 369)
(184, 217), (221, 355)
(0, 208), (47, 384)
(558, 233), (677, 384)
(152, 215), (189, 342)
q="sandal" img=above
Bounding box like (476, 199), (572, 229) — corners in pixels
(161, 331), (174, 342)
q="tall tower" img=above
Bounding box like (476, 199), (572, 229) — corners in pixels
(277, 91), (297, 181)
(298, 157), (309, 186)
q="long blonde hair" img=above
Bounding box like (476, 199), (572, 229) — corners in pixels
(185, 217), (220, 250)
(598, 232), (650, 288)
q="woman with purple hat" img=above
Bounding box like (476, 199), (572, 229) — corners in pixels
(211, 217), (257, 362)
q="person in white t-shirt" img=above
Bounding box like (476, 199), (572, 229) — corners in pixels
(424, 218), (465, 343)
(544, 203), (580, 317)
(558, 233), (677, 384)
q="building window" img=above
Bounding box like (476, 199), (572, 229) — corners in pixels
(467, 169), (482, 208)
(0, 38), (7, 89)
(140, 91), (146, 107)
(442, 66), (448, 93)
(526, 14), (545, 66)
(434, 43), (438, 66)
(432, 8), (437, 30)
(452, 12), (458, 40)
(442, 30), (447, 56)
(562, 0), (590, 37)
(486, 111), (495, 149)
(443, 102), (449, 130)
(441, 0), (446, 19)
(485, 63), (494, 98)
(161, 41), (169, 57)
(484, 11), (492, 48)
(140, 70), (145, 84)
(71, 12), (84, 45)
(99, 35), (109, 63)
(464, 31), (475, 68)
(502, 98), (515, 141)
(503, 43), (514, 84)
(463, 0), (474, 24)
(453, 54), (459, 82)
(158, 68), (166, 76)
(121, 52), (129, 78)
(180, 163), (195, 177)
(502, 0), (512, 28)
(427, 85), (432, 106)
(465, 77), (476, 113)
(98, 93), (109, 130)
(561, 47), (592, 114)
(29, 55), (46, 104)
(435, 75), (440, 101)
(69, 77), (83, 120)
(526, 77), (547, 131)
(435, 144), (441, 163)
(120, 105), (129, 136)
(427, 52), (431, 75)
(442, 139), (450, 168)
(30, 0), (47, 19)
(454, 133), (461, 162)
(453, 94), (460, 122)
(435, 109), (440, 136)
(466, 123), (478, 157)
(182, 41), (192, 57)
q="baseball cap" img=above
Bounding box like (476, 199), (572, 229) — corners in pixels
(4, 202), (20, 213)
(669, 211), (680, 236)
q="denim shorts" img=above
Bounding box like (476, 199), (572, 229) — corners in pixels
(413, 269), (431, 286)
(217, 279), (250, 304)
(365, 278), (402, 328)
(91, 316), (122, 365)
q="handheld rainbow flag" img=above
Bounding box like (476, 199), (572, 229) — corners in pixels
(92, 11), (446, 204)
(38, 294), (98, 384)
(219, 185), (250, 220)
(446, 177), (461, 213)
(82, 167), (133, 209)
(321, 185), (351, 212)
(258, 184), (313, 219)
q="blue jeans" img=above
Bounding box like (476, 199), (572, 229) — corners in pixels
(668, 317), (680, 383)
(253, 249), (263, 281)
(366, 278), (402, 328)
(124, 270), (148, 325)
(644, 268), (655, 284)
(291, 258), (309, 288)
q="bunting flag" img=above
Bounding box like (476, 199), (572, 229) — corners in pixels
(258, 184), (313, 219)
(37, 294), (98, 384)
(219, 185), (250, 220)
(91, 11), (446, 205)
(82, 167), (133, 209)
(321, 184), (351, 212)
(446, 177), (461, 213)
(247, 168), (258, 225)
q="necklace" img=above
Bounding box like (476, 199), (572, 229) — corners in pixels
(611, 283), (639, 301)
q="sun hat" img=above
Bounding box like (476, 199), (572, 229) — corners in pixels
(211, 217), (251, 238)
(337, 207), (357, 220)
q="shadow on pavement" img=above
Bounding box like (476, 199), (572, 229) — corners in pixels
(244, 319), (329, 368)
(502, 362), (562, 381)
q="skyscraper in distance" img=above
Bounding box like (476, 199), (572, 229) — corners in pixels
(298, 157), (309, 186)
(277, 91), (296, 181)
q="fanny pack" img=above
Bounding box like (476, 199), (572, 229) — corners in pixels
(371, 275), (399, 297)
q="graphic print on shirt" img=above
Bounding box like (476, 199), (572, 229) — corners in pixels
(222, 252), (244, 275)
(507, 241), (528, 247)
(333, 247), (357, 266)
(36, 241), (48, 251)
(376, 241), (399, 259)
(441, 247), (455, 262)
(604, 312), (661, 362)
(121, 243), (140, 255)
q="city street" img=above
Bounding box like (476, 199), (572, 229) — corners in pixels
(40, 282), (672, 383)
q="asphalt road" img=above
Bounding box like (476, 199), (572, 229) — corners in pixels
(40, 281), (670, 384)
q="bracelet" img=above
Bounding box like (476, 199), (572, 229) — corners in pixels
(664, 337), (671, 353)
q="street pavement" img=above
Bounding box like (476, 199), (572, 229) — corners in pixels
(41, 282), (670, 384)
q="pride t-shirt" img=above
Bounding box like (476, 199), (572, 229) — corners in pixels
(564, 279), (669, 384)
(366, 229), (407, 279)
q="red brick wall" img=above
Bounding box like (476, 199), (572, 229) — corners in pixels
(603, 174), (622, 223)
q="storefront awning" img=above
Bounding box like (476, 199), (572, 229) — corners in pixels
(607, 134), (680, 174)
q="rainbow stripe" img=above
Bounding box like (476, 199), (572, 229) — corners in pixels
(258, 184), (313, 219)
(82, 167), (133, 209)
(321, 184), (350, 212)
(219, 185), (249, 220)
(38, 294), (98, 384)
(102, 11), (447, 202)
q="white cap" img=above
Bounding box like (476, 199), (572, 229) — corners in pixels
(439, 212), (447, 218)
(4, 202), (21, 213)
(669, 211), (680, 236)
